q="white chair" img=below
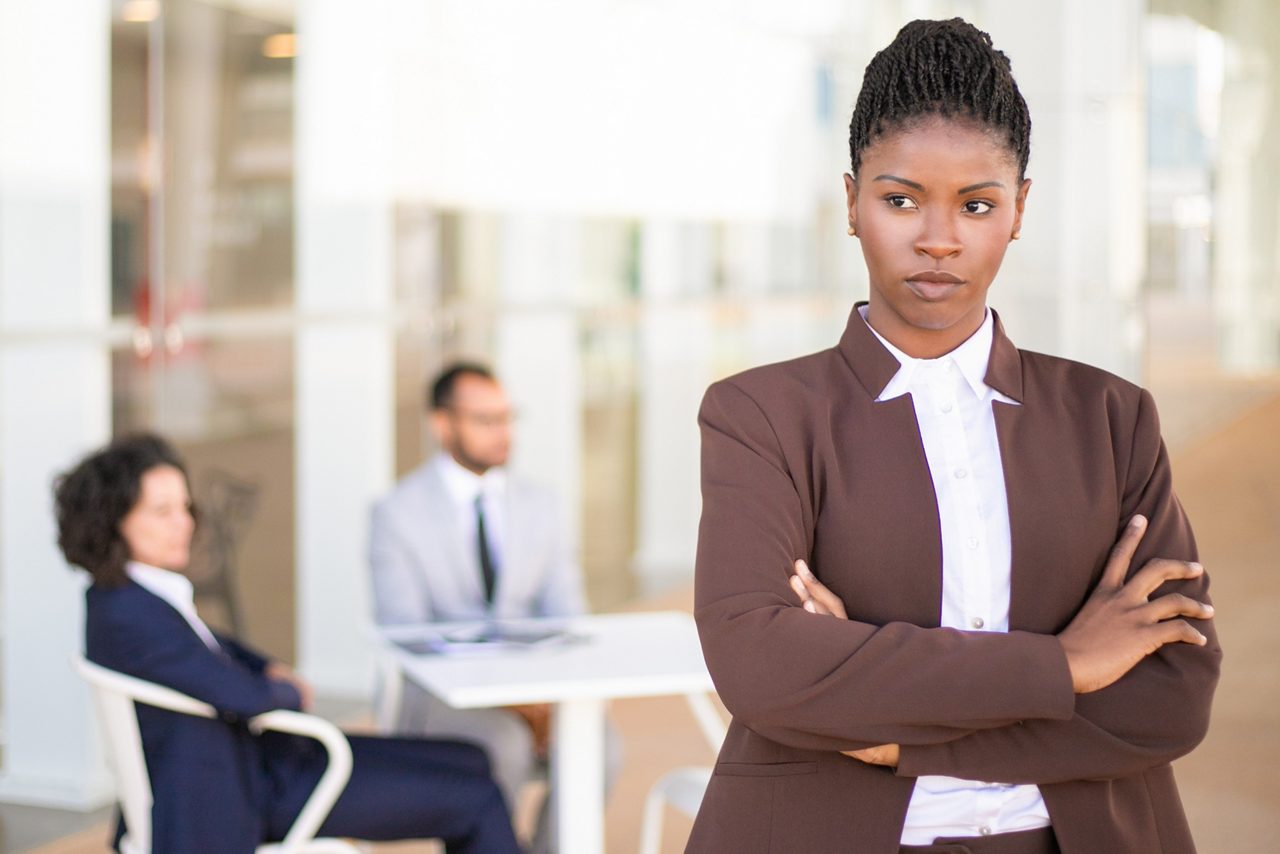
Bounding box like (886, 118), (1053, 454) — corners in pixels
(74, 656), (361, 854)
(638, 691), (729, 854)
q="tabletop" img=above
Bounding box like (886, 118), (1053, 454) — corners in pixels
(381, 610), (714, 708)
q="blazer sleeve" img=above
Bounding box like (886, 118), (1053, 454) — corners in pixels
(695, 379), (1075, 751)
(368, 498), (432, 625)
(89, 592), (301, 719)
(211, 632), (269, 673)
(896, 389), (1222, 783)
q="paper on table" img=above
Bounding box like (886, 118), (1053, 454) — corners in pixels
(393, 623), (581, 656)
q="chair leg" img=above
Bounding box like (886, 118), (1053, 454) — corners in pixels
(638, 786), (667, 854)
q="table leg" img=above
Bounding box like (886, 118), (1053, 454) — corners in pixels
(554, 696), (606, 854)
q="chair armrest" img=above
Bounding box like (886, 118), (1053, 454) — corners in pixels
(249, 710), (354, 850)
(685, 692), (728, 752)
(75, 657), (217, 718)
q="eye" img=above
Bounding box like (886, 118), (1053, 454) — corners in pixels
(963, 200), (994, 214)
(885, 194), (918, 210)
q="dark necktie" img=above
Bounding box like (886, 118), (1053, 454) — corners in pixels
(475, 494), (497, 605)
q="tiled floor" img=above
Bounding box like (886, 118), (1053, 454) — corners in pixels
(11, 393), (1280, 853)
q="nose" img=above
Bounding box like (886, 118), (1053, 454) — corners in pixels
(914, 210), (962, 259)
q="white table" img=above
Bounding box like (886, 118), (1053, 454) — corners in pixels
(381, 611), (715, 854)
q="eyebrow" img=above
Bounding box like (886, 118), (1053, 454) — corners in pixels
(872, 175), (1006, 194)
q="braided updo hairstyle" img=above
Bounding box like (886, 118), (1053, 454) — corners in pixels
(849, 18), (1031, 179)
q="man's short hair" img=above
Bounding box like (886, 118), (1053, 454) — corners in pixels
(429, 362), (496, 411)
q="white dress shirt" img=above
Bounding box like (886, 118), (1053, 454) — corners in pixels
(859, 306), (1052, 844)
(435, 452), (508, 577)
(127, 561), (221, 652)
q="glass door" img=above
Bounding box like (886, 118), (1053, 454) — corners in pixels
(110, 0), (298, 660)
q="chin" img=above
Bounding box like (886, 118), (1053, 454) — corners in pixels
(902, 305), (975, 331)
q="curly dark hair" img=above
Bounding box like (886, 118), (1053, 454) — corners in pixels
(53, 433), (192, 587)
(848, 18), (1031, 179)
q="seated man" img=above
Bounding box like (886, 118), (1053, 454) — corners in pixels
(56, 434), (521, 854)
(369, 362), (618, 852)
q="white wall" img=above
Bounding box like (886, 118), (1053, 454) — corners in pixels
(0, 0), (114, 808)
(294, 0), (395, 695)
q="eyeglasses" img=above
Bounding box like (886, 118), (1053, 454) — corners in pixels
(445, 408), (518, 429)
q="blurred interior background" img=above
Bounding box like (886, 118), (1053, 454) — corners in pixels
(1, 0), (1277, 851)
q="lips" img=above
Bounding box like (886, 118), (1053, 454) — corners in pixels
(905, 270), (966, 301)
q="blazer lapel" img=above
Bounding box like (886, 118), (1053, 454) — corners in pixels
(985, 313), (1091, 634)
(417, 465), (486, 610)
(492, 483), (526, 616)
(826, 304), (944, 627)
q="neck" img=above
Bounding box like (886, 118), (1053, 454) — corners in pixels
(447, 451), (491, 477)
(864, 303), (986, 360)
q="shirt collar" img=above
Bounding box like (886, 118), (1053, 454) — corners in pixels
(127, 561), (197, 610)
(435, 452), (507, 506)
(857, 305), (1005, 402)
(836, 301), (1024, 403)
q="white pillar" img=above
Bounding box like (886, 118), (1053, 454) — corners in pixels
(294, 0), (395, 694)
(633, 221), (715, 595)
(494, 215), (584, 558)
(982, 0), (1147, 380)
(1213, 0), (1280, 372)
(0, 0), (114, 807)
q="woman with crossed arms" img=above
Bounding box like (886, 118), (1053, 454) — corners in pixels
(691, 18), (1220, 854)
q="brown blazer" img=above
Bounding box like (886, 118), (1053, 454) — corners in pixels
(690, 304), (1221, 853)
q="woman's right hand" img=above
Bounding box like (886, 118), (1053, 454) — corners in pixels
(789, 564), (902, 768)
(789, 560), (847, 619)
(1057, 514), (1214, 694)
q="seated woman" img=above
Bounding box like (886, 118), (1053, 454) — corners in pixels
(55, 433), (522, 854)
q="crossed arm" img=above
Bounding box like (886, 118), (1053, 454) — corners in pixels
(695, 380), (1221, 785)
(792, 516), (1216, 784)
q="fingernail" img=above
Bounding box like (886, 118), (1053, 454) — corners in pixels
(1203, 604), (1214, 616)
(799, 562), (815, 580)
(1190, 562), (1203, 573)
(1131, 515), (1147, 528)
(803, 601), (816, 613)
(789, 576), (804, 592)
(1197, 632), (1207, 644)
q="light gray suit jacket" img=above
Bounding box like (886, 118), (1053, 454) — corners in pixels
(369, 459), (587, 625)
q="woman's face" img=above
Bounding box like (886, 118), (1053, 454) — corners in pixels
(845, 116), (1030, 359)
(119, 465), (195, 571)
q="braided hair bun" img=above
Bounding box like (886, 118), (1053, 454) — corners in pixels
(849, 18), (1031, 179)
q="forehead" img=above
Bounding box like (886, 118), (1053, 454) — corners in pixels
(860, 115), (1020, 181)
(452, 374), (506, 407)
(139, 465), (188, 500)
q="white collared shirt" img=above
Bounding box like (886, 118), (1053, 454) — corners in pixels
(434, 452), (508, 576)
(127, 561), (221, 652)
(859, 306), (1052, 844)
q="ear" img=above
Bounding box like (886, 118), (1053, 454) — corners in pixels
(1011, 177), (1032, 238)
(843, 173), (859, 234)
(429, 410), (451, 444)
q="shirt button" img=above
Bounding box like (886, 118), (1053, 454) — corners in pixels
(940, 402), (954, 413)
(971, 617), (986, 629)
(967, 537), (979, 549)
(979, 826), (992, 836)
(954, 468), (968, 479)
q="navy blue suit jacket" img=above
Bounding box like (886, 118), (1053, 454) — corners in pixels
(85, 580), (316, 852)
(86, 579), (522, 854)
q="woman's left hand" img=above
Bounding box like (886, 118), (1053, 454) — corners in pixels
(789, 560), (900, 768)
(842, 744), (900, 767)
(789, 559), (848, 619)
(265, 661), (315, 712)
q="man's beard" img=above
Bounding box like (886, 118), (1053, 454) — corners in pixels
(449, 440), (500, 475)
